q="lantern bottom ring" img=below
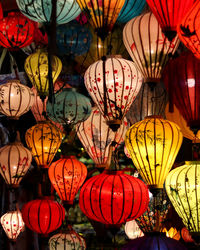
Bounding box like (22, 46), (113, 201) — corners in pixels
(106, 119), (122, 132)
(148, 184), (163, 191)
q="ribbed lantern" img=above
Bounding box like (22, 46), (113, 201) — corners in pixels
(0, 80), (34, 119)
(123, 12), (180, 83)
(1, 210), (25, 240)
(165, 161), (200, 242)
(25, 121), (62, 168)
(22, 198), (65, 235)
(79, 170), (149, 225)
(24, 50), (62, 98)
(125, 116), (183, 189)
(46, 89), (92, 126)
(48, 156), (87, 205)
(0, 12), (35, 49)
(84, 56), (142, 131)
(146, 0), (195, 41)
(125, 220), (144, 240)
(16, 0), (81, 25)
(76, 107), (128, 168)
(49, 225), (86, 250)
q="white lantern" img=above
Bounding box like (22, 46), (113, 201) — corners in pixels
(125, 220), (144, 240)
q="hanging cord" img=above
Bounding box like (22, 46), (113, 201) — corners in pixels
(0, 48), (7, 73)
(9, 52), (19, 80)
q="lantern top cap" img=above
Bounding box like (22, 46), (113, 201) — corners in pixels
(103, 170), (124, 175)
(144, 115), (163, 119)
(185, 161), (200, 165)
(106, 55), (122, 59)
(4, 79), (21, 84)
(61, 155), (77, 159)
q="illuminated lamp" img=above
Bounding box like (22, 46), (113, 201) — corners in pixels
(125, 220), (144, 240)
(161, 227), (180, 240)
(125, 116), (183, 190)
(0, 80), (34, 119)
(181, 227), (194, 243)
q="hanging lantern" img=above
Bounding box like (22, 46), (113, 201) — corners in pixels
(16, 0), (81, 25)
(123, 12), (180, 83)
(79, 170), (149, 225)
(161, 227), (180, 240)
(25, 121), (62, 168)
(126, 81), (167, 125)
(0, 12), (35, 49)
(53, 80), (71, 93)
(46, 89), (92, 126)
(76, 0), (125, 40)
(125, 220), (144, 240)
(48, 156), (87, 205)
(1, 210), (25, 240)
(22, 198), (65, 235)
(84, 56), (142, 131)
(76, 107), (128, 168)
(0, 80), (34, 119)
(49, 225), (86, 250)
(125, 116), (183, 190)
(165, 161), (200, 242)
(181, 227), (194, 243)
(24, 49), (62, 98)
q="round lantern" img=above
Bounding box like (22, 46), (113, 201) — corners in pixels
(48, 156), (87, 205)
(16, 0), (81, 25)
(22, 198), (65, 235)
(76, 107), (128, 168)
(25, 121), (62, 168)
(146, 0), (195, 41)
(49, 225), (86, 250)
(79, 170), (149, 225)
(24, 49), (62, 98)
(125, 220), (144, 240)
(165, 161), (200, 241)
(46, 89), (92, 126)
(125, 116), (183, 189)
(0, 80), (34, 119)
(84, 56), (142, 131)
(181, 227), (194, 243)
(0, 12), (35, 49)
(123, 12), (180, 83)
(1, 210), (25, 240)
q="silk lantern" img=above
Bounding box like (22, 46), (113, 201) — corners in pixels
(84, 56), (142, 131)
(76, 107), (128, 168)
(125, 220), (144, 240)
(0, 80), (34, 119)
(181, 227), (194, 243)
(16, 0), (81, 25)
(123, 12), (180, 83)
(24, 49), (62, 98)
(161, 227), (180, 240)
(22, 198), (65, 235)
(79, 170), (149, 225)
(48, 156), (87, 205)
(1, 210), (25, 240)
(125, 116), (183, 190)
(25, 121), (62, 168)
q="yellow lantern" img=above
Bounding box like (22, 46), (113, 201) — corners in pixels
(24, 50), (62, 98)
(125, 116), (183, 189)
(25, 121), (62, 168)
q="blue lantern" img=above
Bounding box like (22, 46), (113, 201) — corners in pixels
(56, 22), (92, 57)
(117, 0), (146, 23)
(16, 0), (81, 25)
(46, 89), (92, 125)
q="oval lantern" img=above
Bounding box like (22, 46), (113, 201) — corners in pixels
(76, 107), (128, 168)
(84, 56), (142, 131)
(0, 80), (34, 119)
(0, 12), (35, 49)
(48, 155), (87, 205)
(25, 121), (62, 168)
(123, 12), (180, 83)
(125, 116), (183, 190)
(46, 89), (92, 126)
(125, 220), (144, 240)
(181, 227), (194, 243)
(22, 198), (65, 235)
(24, 49), (62, 98)
(16, 0), (81, 25)
(79, 170), (149, 225)
(1, 210), (25, 240)
(49, 225), (86, 250)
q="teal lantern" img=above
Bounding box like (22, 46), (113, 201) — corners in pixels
(46, 89), (92, 125)
(16, 0), (81, 25)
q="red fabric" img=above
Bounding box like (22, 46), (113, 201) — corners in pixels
(79, 170), (149, 225)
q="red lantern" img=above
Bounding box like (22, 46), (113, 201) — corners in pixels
(79, 170), (149, 225)
(0, 12), (35, 49)
(48, 156), (87, 205)
(22, 198), (65, 235)
(181, 227), (194, 243)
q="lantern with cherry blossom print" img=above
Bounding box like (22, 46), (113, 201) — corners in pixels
(123, 12), (180, 83)
(84, 56), (142, 131)
(76, 107), (128, 168)
(1, 210), (25, 240)
(0, 12), (35, 49)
